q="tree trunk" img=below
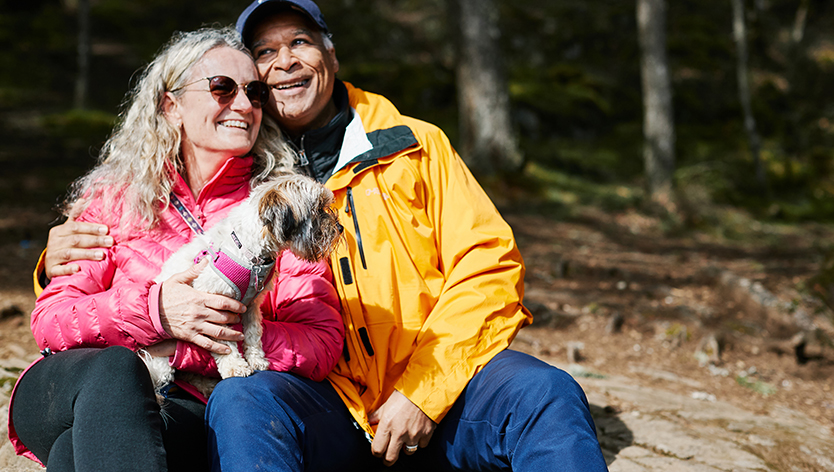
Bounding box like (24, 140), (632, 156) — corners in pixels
(783, 0), (810, 184)
(74, 0), (90, 110)
(455, 0), (523, 178)
(731, 0), (766, 190)
(792, 0), (809, 44)
(637, 0), (676, 212)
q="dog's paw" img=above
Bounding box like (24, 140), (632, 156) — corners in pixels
(249, 356), (270, 371)
(232, 364), (255, 377)
(217, 356), (254, 378)
(219, 363), (254, 378)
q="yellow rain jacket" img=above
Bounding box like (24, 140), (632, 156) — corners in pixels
(326, 83), (531, 437)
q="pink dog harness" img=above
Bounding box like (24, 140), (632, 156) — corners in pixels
(170, 193), (275, 305)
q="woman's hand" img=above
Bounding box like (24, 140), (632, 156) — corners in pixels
(159, 259), (247, 355)
(369, 390), (436, 466)
(44, 198), (114, 280)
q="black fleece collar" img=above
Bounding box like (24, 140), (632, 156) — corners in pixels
(290, 80), (351, 183)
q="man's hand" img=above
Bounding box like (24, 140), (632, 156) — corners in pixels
(158, 259), (247, 355)
(44, 198), (113, 280)
(369, 390), (436, 466)
(145, 339), (177, 357)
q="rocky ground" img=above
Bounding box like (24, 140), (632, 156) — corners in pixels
(506, 207), (834, 471)
(1, 204), (833, 471)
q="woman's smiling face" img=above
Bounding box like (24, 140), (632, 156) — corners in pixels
(168, 47), (263, 166)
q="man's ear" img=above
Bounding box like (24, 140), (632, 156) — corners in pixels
(329, 48), (339, 75)
(161, 92), (182, 127)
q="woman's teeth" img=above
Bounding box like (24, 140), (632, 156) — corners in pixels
(220, 120), (248, 129)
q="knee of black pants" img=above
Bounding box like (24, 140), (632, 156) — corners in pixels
(86, 346), (156, 398)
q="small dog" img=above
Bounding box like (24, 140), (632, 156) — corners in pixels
(142, 172), (341, 399)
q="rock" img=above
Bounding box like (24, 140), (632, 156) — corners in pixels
(606, 312), (625, 334)
(567, 341), (584, 364)
(714, 269), (832, 365)
(0, 305), (23, 320)
(570, 365), (834, 472)
(627, 365), (703, 388)
(691, 391), (716, 402)
(527, 305), (577, 329)
(695, 333), (721, 366)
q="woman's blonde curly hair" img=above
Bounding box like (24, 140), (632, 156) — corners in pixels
(66, 26), (295, 229)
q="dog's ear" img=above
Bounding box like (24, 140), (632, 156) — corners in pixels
(259, 188), (296, 247)
(281, 206), (298, 238)
(290, 191), (341, 261)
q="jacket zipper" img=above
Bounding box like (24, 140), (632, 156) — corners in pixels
(345, 187), (367, 270)
(297, 135), (309, 167)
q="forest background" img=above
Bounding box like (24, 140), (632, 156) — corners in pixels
(3, 0), (834, 215)
(3, 1), (834, 468)
(1, 1), (834, 332)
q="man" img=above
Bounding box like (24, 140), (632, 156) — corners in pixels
(37, 1), (608, 470)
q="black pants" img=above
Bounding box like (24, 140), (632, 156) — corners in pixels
(11, 346), (208, 472)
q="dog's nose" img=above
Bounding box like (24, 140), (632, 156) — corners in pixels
(336, 222), (344, 234)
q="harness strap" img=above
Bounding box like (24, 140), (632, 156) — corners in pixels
(170, 193), (205, 236)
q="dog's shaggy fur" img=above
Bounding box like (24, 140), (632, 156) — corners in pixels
(142, 172), (341, 399)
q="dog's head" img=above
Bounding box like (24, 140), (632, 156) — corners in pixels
(253, 173), (342, 262)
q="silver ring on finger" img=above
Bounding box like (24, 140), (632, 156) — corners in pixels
(404, 444), (418, 453)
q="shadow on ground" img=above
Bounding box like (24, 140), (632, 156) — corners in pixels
(590, 404), (634, 465)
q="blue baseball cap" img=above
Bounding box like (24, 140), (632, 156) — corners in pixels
(237, 0), (329, 47)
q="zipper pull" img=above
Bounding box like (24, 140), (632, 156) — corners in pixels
(345, 187), (352, 215)
(298, 135), (309, 167)
(345, 187), (367, 270)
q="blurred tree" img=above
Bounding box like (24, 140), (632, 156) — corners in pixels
(792, 0), (809, 43)
(1, 0), (833, 220)
(637, 0), (676, 212)
(454, 0), (523, 177)
(731, 0), (766, 190)
(73, 0), (90, 110)
(783, 0), (810, 185)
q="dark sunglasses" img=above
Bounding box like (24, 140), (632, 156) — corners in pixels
(172, 76), (270, 108)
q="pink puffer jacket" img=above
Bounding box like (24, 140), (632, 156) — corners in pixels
(9, 156), (344, 461)
(29, 155), (343, 378)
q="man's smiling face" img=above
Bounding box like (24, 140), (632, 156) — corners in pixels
(250, 11), (339, 136)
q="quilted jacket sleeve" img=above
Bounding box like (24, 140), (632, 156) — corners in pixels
(169, 251), (343, 381)
(30, 204), (169, 352)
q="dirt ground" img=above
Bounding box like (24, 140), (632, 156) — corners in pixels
(503, 206), (834, 438)
(1, 202), (833, 468)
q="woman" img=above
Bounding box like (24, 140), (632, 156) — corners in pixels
(7, 27), (343, 472)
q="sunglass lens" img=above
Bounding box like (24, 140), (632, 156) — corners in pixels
(245, 82), (270, 108)
(208, 76), (237, 104)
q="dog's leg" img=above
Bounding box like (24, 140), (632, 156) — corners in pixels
(213, 340), (254, 378)
(138, 351), (176, 390)
(242, 305), (269, 371)
(138, 351), (176, 405)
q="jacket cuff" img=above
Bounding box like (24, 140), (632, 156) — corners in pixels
(148, 283), (171, 339)
(33, 249), (48, 297)
(170, 340), (186, 369)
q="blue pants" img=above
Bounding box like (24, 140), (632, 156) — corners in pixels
(206, 350), (608, 471)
